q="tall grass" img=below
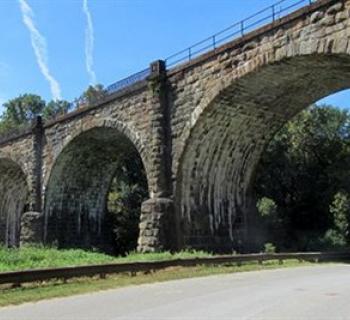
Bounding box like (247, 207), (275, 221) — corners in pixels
(0, 246), (212, 272)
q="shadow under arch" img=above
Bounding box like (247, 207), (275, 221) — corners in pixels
(0, 158), (28, 247)
(44, 125), (149, 252)
(175, 53), (350, 253)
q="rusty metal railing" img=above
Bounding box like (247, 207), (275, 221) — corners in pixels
(0, 251), (348, 286)
(165, 0), (317, 67)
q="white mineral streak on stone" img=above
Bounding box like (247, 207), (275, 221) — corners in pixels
(175, 2), (350, 249)
(2, 0), (350, 252)
(0, 160), (28, 247)
(42, 127), (147, 249)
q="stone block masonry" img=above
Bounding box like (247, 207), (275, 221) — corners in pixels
(0, 0), (349, 252)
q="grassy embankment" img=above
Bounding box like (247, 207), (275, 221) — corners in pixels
(0, 246), (316, 307)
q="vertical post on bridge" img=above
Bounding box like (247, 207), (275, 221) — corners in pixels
(31, 116), (43, 213)
(20, 116), (44, 246)
(137, 60), (176, 253)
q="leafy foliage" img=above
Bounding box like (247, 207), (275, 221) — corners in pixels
(2, 94), (45, 125)
(323, 191), (350, 248)
(330, 191), (350, 238)
(0, 94), (71, 134)
(106, 152), (148, 255)
(77, 84), (107, 107)
(257, 197), (277, 217)
(0, 94), (45, 134)
(0, 84), (108, 135)
(263, 242), (276, 253)
(42, 100), (71, 119)
(255, 105), (350, 251)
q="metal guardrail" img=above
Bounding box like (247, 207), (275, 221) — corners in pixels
(165, 0), (317, 67)
(0, 251), (348, 286)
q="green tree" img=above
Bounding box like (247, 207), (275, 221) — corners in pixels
(323, 191), (350, 248)
(106, 153), (148, 255)
(257, 197), (277, 217)
(255, 105), (350, 250)
(1, 94), (45, 126)
(42, 100), (70, 120)
(0, 94), (72, 134)
(78, 84), (107, 107)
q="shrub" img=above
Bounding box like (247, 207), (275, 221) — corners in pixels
(263, 242), (276, 253)
(330, 191), (350, 240)
(322, 229), (347, 248)
(257, 197), (277, 217)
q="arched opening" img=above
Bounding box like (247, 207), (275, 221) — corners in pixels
(176, 54), (350, 253)
(44, 127), (148, 255)
(0, 158), (28, 247)
(254, 91), (350, 252)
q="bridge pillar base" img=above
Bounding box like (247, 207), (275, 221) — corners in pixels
(20, 211), (43, 246)
(137, 198), (174, 253)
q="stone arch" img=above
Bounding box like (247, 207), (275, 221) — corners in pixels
(44, 118), (151, 193)
(0, 157), (28, 247)
(176, 24), (350, 173)
(175, 50), (350, 252)
(43, 121), (149, 251)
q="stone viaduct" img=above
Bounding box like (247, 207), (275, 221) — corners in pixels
(1, 0), (350, 252)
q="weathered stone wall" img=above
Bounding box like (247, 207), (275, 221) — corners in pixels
(43, 127), (147, 250)
(0, 131), (35, 247)
(20, 211), (43, 245)
(0, 0), (349, 252)
(169, 0), (350, 251)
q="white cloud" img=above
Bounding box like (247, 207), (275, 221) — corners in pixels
(83, 0), (97, 85)
(18, 0), (62, 100)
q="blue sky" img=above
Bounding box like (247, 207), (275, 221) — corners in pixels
(0, 0), (349, 112)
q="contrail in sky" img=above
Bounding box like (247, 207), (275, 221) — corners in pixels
(18, 0), (62, 100)
(83, 0), (97, 85)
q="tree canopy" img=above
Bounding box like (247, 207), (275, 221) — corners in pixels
(0, 84), (108, 134)
(255, 105), (350, 251)
(0, 94), (72, 134)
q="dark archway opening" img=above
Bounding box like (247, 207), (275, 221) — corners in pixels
(254, 97), (350, 252)
(106, 153), (148, 255)
(0, 158), (28, 247)
(44, 127), (148, 255)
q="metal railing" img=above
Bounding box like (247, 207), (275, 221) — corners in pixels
(165, 0), (317, 67)
(106, 67), (151, 94)
(0, 251), (348, 286)
(0, 0), (320, 144)
(45, 67), (151, 117)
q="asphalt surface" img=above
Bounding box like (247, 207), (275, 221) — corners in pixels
(1, 264), (350, 320)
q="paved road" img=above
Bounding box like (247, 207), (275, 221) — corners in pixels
(1, 265), (350, 320)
